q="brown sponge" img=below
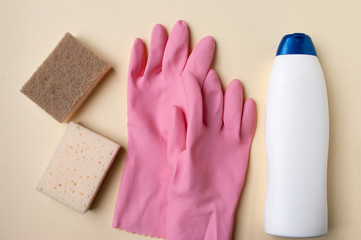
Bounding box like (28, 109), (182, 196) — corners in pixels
(21, 33), (111, 122)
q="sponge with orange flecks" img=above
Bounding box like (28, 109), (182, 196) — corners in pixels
(21, 33), (111, 122)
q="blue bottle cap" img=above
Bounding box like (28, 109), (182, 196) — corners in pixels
(276, 33), (317, 56)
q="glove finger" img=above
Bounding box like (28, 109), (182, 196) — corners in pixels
(202, 69), (223, 129)
(167, 106), (186, 177)
(223, 79), (244, 138)
(162, 20), (189, 77)
(238, 99), (256, 184)
(240, 98), (257, 144)
(183, 72), (203, 142)
(183, 36), (215, 84)
(144, 24), (168, 78)
(129, 38), (146, 82)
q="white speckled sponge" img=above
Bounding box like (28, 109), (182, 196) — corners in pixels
(37, 122), (120, 214)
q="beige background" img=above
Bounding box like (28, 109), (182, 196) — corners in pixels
(1, 0), (360, 239)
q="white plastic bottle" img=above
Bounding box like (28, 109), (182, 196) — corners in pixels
(264, 33), (329, 237)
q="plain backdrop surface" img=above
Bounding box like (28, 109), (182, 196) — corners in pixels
(1, 0), (360, 239)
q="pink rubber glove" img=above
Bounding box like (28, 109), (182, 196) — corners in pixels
(113, 20), (215, 238)
(167, 70), (257, 240)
